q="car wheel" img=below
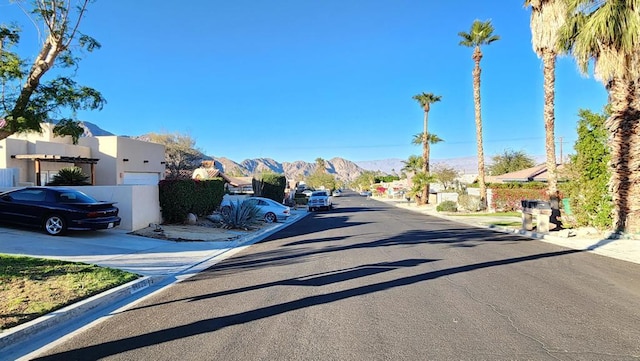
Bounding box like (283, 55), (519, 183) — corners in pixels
(264, 212), (277, 223)
(221, 206), (231, 217)
(43, 214), (66, 236)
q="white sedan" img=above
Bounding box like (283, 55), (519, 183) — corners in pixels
(221, 197), (291, 223)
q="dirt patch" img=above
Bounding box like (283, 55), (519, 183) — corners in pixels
(129, 220), (268, 242)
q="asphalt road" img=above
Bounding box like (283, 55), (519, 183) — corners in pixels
(31, 193), (640, 360)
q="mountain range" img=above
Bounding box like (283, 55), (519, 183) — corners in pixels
(76, 121), (369, 181)
(75, 121), (544, 182)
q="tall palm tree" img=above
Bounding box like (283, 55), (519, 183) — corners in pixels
(411, 132), (444, 147)
(525, 0), (567, 227)
(559, 0), (640, 233)
(314, 157), (326, 174)
(459, 20), (500, 210)
(412, 92), (442, 205)
(402, 155), (424, 175)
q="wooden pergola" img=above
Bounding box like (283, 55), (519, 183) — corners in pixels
(11, 154), (100, 186)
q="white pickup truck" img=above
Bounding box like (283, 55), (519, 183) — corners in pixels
(308, 190), (333, 212)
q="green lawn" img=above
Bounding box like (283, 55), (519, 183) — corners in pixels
(0, 254), (139, 330)
(490, 221), (526, 227)
(452, 211), (521, 217)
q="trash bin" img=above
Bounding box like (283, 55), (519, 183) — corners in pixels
(521, 199), (551, 210)
(562, 198), (572, 216)
(521, 199), (552, 232)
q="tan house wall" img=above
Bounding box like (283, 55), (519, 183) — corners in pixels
(0, 139), (28, 183)
(90, 136), (165, 185)
(92, 136), (118, 185)
(0, 124), (165, 186)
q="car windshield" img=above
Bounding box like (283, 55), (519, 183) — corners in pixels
(311, 191), (327, 197)
(56, 190), (98, 203)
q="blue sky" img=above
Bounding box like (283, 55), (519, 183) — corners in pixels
(2, 0), (608, 163)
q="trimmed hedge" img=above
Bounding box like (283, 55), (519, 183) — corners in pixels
(489, 182), (547, 190)
(159, 178), (225, 223)
(469, 182), (547, 189)
(252, 173), (286, 202)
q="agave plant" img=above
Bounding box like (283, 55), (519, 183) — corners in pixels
(220, 200), (260, 230)
(47, 167), (91, 186)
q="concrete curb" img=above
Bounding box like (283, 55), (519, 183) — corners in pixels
(0, 210), (310, 359)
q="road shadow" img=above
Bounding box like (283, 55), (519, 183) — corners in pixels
(33, 249), (582, 361)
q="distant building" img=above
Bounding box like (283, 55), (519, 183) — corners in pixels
(192, 161), (253, 193)
(486, 164), (564, 184)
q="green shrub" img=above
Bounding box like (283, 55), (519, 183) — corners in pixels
(252, 173), (286, 202)
(458, 194), (482, 212)
(559, 109), (612, 230)
(159, 179), (225, 223)
(191, 179), (225, 216)
(221, 200), (260, 230)
(436, 200), (458, 212)
(46, 167), (91, 186)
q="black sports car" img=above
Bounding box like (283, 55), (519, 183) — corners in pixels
(0, 187), (121, 236)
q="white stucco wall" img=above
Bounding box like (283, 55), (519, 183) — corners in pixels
(71, 185), (161, 231)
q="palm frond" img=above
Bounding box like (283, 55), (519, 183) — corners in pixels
(562, 0), (640, 81)
(459, 19), (500, 47)
(412, 132), (444, 145)
(527, 0), (568, 56)
(412, 92), (442, 109)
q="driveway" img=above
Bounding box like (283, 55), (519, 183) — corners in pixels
(0, 214), (304, 276)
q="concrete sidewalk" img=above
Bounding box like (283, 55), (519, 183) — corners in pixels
(0, 209), (310, 360)
(376, 197), (640, 266)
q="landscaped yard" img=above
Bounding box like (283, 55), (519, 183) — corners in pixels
(0, 255), (138, 330)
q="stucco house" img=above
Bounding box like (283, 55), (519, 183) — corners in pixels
(0, 123), (165, 186)
(192, 162), (254, 194)
(486, 163), (564, 184)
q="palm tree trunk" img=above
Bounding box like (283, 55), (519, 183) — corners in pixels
(472, 47), (487, 209)
(422, 111), (430, 205)
(606, 77), (640, 233)
(542, 50), (560, 228)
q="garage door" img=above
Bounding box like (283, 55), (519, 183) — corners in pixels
(122, 172), (160, 185)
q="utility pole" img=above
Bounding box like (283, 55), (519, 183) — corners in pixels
(559, 136), (563, 164)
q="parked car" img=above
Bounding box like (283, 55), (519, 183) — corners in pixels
(332, 189), (342, 197)
(308, 191), (332, 211)
(0, 187), (121, 236)
(301, 189), (314, 197)
(359, 191), (372, 197)
(221, 196), (290, 223)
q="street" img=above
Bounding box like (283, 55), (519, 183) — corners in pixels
(31, 193), (640, 360)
